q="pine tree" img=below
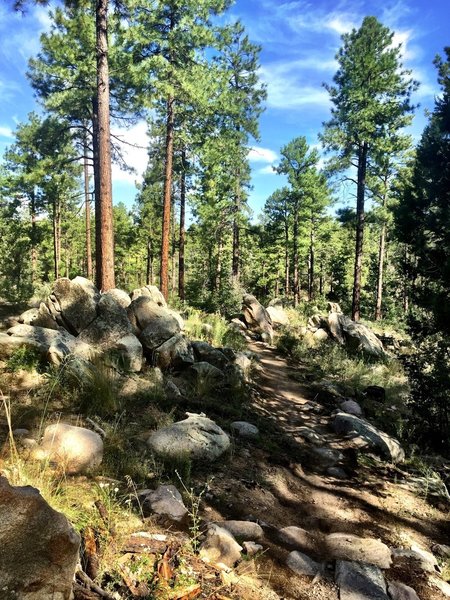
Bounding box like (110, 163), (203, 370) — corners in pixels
(321, 16), (417, 320)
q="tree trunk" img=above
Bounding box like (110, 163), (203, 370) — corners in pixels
(160, 95), (175, 300)
(171, 194), (176, 294)
(30, 190), (37, 285)
(84, 142), (93, 281)
(216, 234), (223, 292)
(95, 0), (115, 291)
(374, 222), (386, 320)
(308, 217), (315, 301)
(351, 141), (368, 321)
(146, 237), (153, 285)
(178, 149), (186, 300)
(53, 195), (61, 280)
(293, 199), (299, 306)
(319, 261), (324, 295)
(284, 216), (289, 296)
(232, 172), (241, 284)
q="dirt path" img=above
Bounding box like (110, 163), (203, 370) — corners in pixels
(205, 341), (450, 599)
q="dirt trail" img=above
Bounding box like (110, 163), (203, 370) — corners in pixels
(205, 341), (450, 599)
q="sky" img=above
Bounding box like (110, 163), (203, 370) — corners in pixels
(0, 0), (449, 217)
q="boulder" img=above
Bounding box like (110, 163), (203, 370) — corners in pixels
(216, 520), (264, 541)
(387, 581), (420, 600)
(332, 412), (405, 463)
(391, 547), (438, 573)
(243, 541), (263, 556)
(34, 423), (103, 475)
(296, 426), (327, 446)
(327, 302), (343, 314)
(128, 297), (179, 336)
(309, 446), (344, 467)
(286, 551), (321, 577)
(78, 294), (132, 348)
(188, 362), (225, 387)
(108, 334), (143, 372)
(191, 341), (229, 370)
(154, 334), (194, 370)
(199, 524), (242, 568)
(327, 313), (385, 358)
(229, 318), (247, 331)
(313, 328), (329, 342)
(19, 303), (59, 330)
(335, 560), (389, 600)
(51, 276), (100, 334)
(232, 352), (253, 381)
(147, 413), (230, 461)
(325, 533), (392, 569)
(142, 485), (188, 523)
(0, 331), (45, 358)
(0, 476), (80, 600)
(102, 288), (131, 308)
(340, 399), (363, 416)
(242, 294), (274, 342)
(230, 421), (259, 439)
(130, 284), (167, 307)
(327, 311), (346, 344)
(6, 324), (77, 356)
(266, 305), (289, 327)
(139, 314), (181, 352)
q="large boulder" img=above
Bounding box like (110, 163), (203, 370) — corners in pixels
(326, 313), (385, 358)
(0, 476), (80, 600)
(6, 325), (78, 358)
(102, 288), (131, 308)
(216, 520), (264, 541)
(130, 285), (167, 307)
(33, 423), (103, 475)
(51, 276), (100, 335)
(191, 341), (230, 370)
(108, 333), (143, 372)
(332, 412), (405, 463)
(188, 362), (225, 389)
(0, 331), (45, 359)
(266, 305), (289, 327)
(242, 294), (274, 342)
(154, 334), (194, 370)
(147, 413), (230, 461)
(127, 297), (179, 336)
(78, 294), (132, 348)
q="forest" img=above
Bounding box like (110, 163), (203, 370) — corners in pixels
(0, 2), (450, 599)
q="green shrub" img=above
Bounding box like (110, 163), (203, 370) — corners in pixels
(6, 346), (42, 373)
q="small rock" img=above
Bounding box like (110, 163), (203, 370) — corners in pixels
(310, 446), (344, 467)
(217, 520), (264, 541)
(326, 532), (392, 569)
(326, 466), (348, 479)
(142, 485), (188, 523)
(297, 426), (326, 445)
(335, 560), (389, 600)
(388, 580), (420, 600)
(313, 328), (329, 342)
(231, 421), (259, 439)
(200, 524), (242, 568)
(243, 541), (263, 556)
(277, 526), (318, 554)
(286, 550), (321, 577)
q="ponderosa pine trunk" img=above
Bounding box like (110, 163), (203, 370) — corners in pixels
(160, 95), (175, 300)
(352, 141), (368, 321)
(178, 149), (186, 300)
(375, 222), (386, 320)
(308, 216), (315, 301)
(83, 143), (93, 281)
(52, 195), (61, 280)
(30, 190), (37, 285)
(284, 217), (289, 296)
(95, 0), (115, 291)
(232, 172), (241, 284)
(293, 198), (299, 306)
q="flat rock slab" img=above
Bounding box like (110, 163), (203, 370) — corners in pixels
(277, 526), (318, 555)
(147, 413), (230, 461)
(335, 560), (389, 600)
(392, 547), (438, 573)
(286, 550), (321, 577)
(326, 533), (392, 569)
(332, 412), (405, 463)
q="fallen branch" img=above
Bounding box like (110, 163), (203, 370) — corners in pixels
(76, 568), (116, 600)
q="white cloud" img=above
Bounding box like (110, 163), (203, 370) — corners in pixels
(0, 126), (13, 139)
(111, 121), (149, 184)
(248, 146), (278, 163)
(258, 165), (277, 175)
(326, 16), (356, 35)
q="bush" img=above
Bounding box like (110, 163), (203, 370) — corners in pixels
(6, 346), (42, 372)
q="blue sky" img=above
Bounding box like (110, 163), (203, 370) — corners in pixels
(0, 0), (448, 217)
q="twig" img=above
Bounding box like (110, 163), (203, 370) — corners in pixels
(86, 417), (106, 438)
(76, 568), (116, 600)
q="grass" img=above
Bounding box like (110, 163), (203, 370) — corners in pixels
(183, 307), (246, 351)
(6, 346), (43, 373)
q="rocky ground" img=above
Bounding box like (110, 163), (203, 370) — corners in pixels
(0, 284), (449, 600)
